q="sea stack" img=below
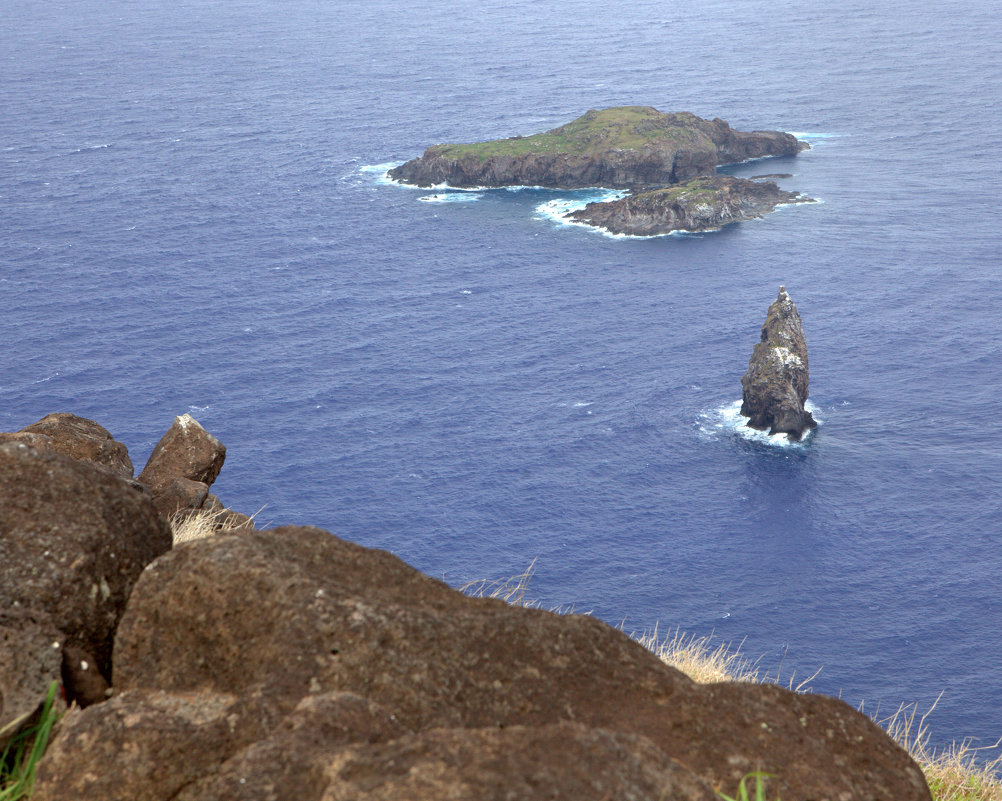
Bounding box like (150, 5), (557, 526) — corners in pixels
(740, 286), (817, 441)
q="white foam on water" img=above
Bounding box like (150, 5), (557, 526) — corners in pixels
(787, 131), (838, 140)
(358, 162), (406, 185)
(776, 196), (825, 210)
(418, 192), (483, 203)
(68, 143), (113, 154)
(697, 399), (821, 448)
(534, 189), (652, 238)
(361, 161), (498, 191)
(358, 162), (401, 173)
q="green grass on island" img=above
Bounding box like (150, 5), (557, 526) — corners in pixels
(634, 177), (726, 206)
(432, 106), (715, 161)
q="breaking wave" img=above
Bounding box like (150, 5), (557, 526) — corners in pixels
(697, 399), (821, 447)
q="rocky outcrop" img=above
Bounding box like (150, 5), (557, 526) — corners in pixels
(0, 412), (133, 478)
(0, 441), (171, 689)
(0, 610), (65, 751)
(2, 412), (928, 801)
(138, 413), (226, 518)
(389, 106), (807, 190)
(566, 175), (813, 235)
(32, 524), (930, 801)
(290, 723), (720, 801)
(0, 413), (250, 726)
(741, 286), (818, 440)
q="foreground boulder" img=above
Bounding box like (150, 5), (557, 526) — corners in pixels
(0, 442), (171, 688)
(0, 610), (65, 752)
(290, 724), (718, 801)
(390, 106), (807, 190)
(1, 412), (133, 478)
(35, 527), (929, 801)
(566, 175), (814, 236)
(741, 286), (818, 440)
(138, 413), (226, 518)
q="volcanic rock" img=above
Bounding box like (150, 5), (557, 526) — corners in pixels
(60, 644), (111, 708)
(389, 106), (807, 190)
(32, 690), (244, 801)
(293, 723), (718, 801)
(32, 526), (930, 801)
(138, 413), (226, 517)
(740, 286), (818, 440)
(3, 413), (133, 478)
(566, 175), (813, 236)
(0, 441), (171, 678)
(173, 692), (410, 801)
(0, 611), (65, 752)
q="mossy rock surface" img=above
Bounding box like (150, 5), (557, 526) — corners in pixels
(435, 106), (715, 161)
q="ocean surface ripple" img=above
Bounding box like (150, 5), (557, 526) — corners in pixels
(3, 0), (1001, 756)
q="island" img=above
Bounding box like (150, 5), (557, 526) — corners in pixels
(565, 175), (813, 236)
(389, 106), (814, 235)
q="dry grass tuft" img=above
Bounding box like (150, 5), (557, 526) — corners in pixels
(636, 625), (761, 684)
(878, 698), (1002, 801)
(460, 562), (1002, 798)
(169, 507), (259, 545)
(459, 559), (541, 608)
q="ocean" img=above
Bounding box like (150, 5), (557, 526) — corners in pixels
(3, 0), (1001, 756)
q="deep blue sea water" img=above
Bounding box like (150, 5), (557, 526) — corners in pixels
(4, 0), (1001, 756)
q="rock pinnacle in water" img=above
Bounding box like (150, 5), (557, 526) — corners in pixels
(740, 285), (818, 441)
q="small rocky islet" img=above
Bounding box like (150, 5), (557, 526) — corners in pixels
(741, 286), (818, 441)
(390, 105), (816, 235)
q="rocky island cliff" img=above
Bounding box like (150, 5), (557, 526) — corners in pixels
(390, 106), (807, 190)
(0, 413), (927, 801)
(390, 106), (813, 236)
(741, 286), (818, 440)
(566, 175), (813, 236)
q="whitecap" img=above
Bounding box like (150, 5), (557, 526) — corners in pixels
(775, 196), (825, 210)
(68, 143), (113, 155)
(697, 399), (821, 448)
(358, 161), (401, 173)
(786, 131), (838, 140)
(533, 189), (632, 235)
(418, 192), (483, 203)
(358, 161), (405, 185)
(371, 165), (496, 191)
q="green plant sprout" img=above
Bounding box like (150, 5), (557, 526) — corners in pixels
(717, 771), (778, 801)
(0, 681), (61, 801)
